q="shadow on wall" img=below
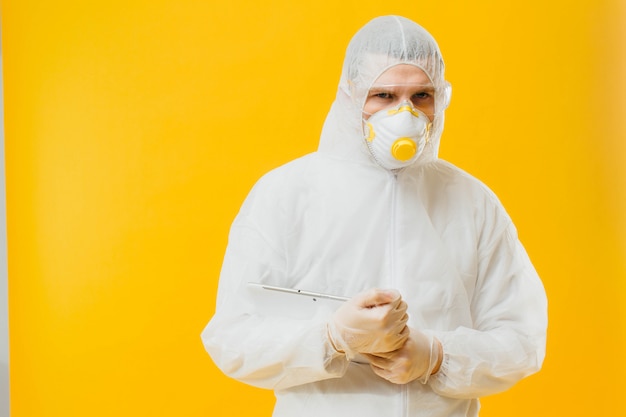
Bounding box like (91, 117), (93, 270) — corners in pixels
(0, 360), (7, 417)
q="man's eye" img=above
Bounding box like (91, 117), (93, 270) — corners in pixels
(412, 92), (430, 99)
(374, 92), (393, 99)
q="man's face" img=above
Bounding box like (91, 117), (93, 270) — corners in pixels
(363, 64), (435, 121)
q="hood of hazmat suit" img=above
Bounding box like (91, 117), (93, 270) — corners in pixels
(202, 15), (547, 417)
(318, 14), (451, 168)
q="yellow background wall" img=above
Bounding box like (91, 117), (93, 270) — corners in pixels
(2, 0), (625, 416)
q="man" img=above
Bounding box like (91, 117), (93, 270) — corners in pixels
(202, 15), (547, 416)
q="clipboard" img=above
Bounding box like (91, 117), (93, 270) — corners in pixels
(246, 282), (348, 319)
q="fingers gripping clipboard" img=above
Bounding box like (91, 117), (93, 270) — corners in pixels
(246, 282), (349, 320)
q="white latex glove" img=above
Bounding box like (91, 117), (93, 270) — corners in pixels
(328, 288), (409, 359)
(366, 327), (442, 385)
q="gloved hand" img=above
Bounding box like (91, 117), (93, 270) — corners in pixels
(366, 327), (442, 385)
(328, 288), (409, 359)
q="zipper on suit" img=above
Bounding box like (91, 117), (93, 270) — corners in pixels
(401, 385), (409, 417)
(389, 172), (398, 289)
(388, 172), (410, 416)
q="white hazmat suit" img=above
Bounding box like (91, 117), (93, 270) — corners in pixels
(202, 15), (547, 417)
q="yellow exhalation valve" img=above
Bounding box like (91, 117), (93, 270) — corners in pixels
(391, 137), (417, 161)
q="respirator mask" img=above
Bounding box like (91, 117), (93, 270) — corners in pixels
(363, 101), (433, 170)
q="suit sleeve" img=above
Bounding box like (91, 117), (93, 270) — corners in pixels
(201, 181), (349, 390)
(429, 207), (547, 398)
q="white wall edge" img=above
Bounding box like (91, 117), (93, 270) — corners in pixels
(0, 38), (10, 417)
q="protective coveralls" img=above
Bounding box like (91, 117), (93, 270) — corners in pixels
(202, 15), (547, 417)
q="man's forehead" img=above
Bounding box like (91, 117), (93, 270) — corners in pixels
(369, 83), (435, 90)
(370, 63), (433, 87)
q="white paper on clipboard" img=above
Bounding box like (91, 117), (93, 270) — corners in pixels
(246, 282), (348, 319)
